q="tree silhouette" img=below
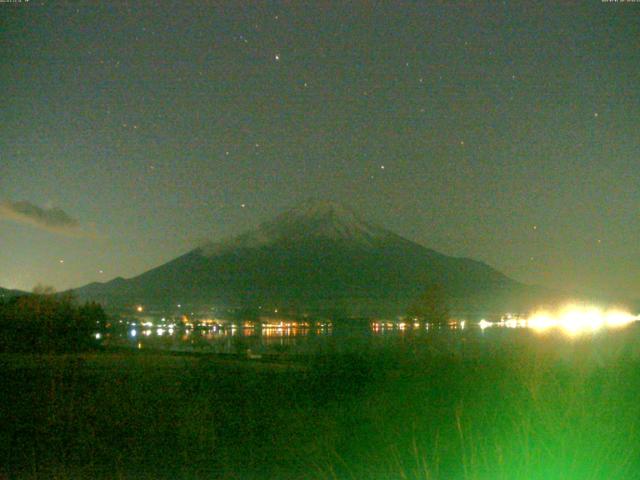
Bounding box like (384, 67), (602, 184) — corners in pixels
(407, 284), (450, 324)
(0, 288), (107, 353)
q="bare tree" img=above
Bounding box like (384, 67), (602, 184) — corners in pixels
(407, 284), (450, 324)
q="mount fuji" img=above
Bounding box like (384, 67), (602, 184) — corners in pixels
(73, 201), (550, 316)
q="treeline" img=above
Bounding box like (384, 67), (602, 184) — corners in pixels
(0, 290), (107, 353)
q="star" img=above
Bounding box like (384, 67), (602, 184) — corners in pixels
(594, 112), (599, 118)
(275, 53), (280, 61)
(241, 204), (246, 208)
(380, 165), (385, 170)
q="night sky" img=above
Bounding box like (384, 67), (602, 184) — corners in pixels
(1, 1), (638, 299)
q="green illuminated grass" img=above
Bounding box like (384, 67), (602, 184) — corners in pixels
(1, 331), (639, 479)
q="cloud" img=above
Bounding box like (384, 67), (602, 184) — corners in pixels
(0, 200), (96, 238)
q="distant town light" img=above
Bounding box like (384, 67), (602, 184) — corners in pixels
(478, 319), (492, 330)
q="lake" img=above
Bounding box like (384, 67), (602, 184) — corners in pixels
(101, 316), (640, 363)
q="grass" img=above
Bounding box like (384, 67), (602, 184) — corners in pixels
(1, 329), (640, 479)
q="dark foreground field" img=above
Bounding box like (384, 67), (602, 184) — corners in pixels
(2, 331), (640, 480)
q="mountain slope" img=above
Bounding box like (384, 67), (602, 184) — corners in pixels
(0, 287), (27, 299)
(73, 201), (548, 315)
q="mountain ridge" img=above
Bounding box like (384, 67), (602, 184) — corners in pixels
(0, 287), (27, 299)
(72, 200), (559, 316)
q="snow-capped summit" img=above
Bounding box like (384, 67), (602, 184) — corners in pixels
(200, 200), (391, 256)
(261, 199), (390, 242)
(275, 199), (360, 222)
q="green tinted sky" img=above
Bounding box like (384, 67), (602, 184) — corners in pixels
(1, 1), (638, 299)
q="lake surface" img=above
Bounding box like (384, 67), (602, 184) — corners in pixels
(101, 318), (640, 362)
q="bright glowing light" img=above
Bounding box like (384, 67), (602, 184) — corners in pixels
(478, 319), (492, 331)
(526, 304), (637, 336)
(136, 305), (144, 313)
(527, 312), (556, 332)
(130, 329), (137, 337)
(95, 333), (102, 340)
(561, 306), (603, 335)
(460, 320), (466, 330)
(605, 310), (638, 328)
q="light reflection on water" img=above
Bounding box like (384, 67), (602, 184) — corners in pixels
(99, 316), (640, 358)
